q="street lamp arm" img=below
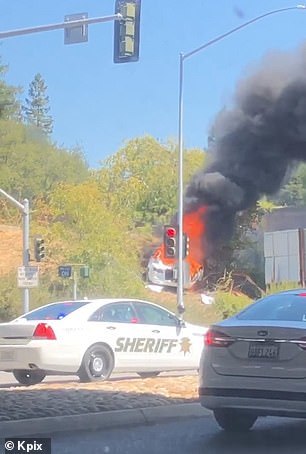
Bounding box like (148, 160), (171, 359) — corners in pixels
(183, 5), (306, 60)
(0, 188), (25, 212)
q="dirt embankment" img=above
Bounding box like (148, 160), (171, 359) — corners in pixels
(0, 225), (22, 276)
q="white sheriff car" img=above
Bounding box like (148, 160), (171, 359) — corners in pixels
(200, 289), (306, 432)
(0, 298), (207, 385)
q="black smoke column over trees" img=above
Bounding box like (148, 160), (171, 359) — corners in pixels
(185, 44), (306, 262)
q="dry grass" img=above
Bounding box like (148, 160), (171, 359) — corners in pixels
(0, 225), (22, 276)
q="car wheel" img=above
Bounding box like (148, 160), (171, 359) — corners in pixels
(78, 344), (114, 382)
(13, 369), (46, 386)
(213, 409), (257, 432)
(137, 372), (160, 378)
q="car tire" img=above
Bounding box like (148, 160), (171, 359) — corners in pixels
(137, 372), (160, 378)
(13, 369), (46, 386)
(78, 344), (114, 382)
(213, 409), (257, 432)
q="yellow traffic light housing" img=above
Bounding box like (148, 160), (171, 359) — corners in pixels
(114, 1), (141, 63)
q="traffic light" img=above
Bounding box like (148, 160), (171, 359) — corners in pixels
(34, 238), (45, 262)
(183, 234), (190, 259)
(113, 0), (141, 63)
(164, 225), (178, 258)
(80, 266), (90, 278)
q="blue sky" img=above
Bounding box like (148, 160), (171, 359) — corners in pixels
(1, 1), (306, 168)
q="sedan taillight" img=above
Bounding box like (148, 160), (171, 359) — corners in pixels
(33, 323), (56, 340)
(204, 329), (234, 347)
(295, 337), (306, 350)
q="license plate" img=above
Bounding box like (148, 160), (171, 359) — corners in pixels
(0, 351), (15, 361)
(248, 343), (279, 359)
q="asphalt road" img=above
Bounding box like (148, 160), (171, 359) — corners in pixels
(25, 415), (306, 454)
(0, 370), (197, 387)
(0, 371), (76, 387)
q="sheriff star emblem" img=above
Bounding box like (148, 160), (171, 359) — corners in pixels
(180, 337), (192, 355)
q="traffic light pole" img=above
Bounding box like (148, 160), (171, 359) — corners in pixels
(177, 53), (184, 316)
(0, 13), (122, 40)
(0, 189), (30, 314)
(23, 199), (30, 314)
(176, 5), (306, 316)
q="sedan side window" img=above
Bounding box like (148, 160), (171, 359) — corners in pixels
(89, 303), (137, 323)
(133, 302), (178, 326)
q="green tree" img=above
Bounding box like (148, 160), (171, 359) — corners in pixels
(96, 136), (206, 226)
(206, 198), (277, 286)
(0, 119), (89, 201)
(0, 60), (20, 120)
(22, 73), (53, 135)
(95, 136), (206, 278)
(276, 164), (306, 207)
(32, 181), (144, 297)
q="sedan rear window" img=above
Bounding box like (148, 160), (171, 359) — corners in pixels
(21, 301), (90, 320)
(237, 294), (306, 322)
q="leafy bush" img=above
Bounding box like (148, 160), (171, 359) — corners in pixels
(0, 273), (22, 321)
(265, 282), (300, 295)
(214, 291), (252, 320)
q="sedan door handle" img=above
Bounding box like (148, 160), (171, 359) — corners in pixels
(106, 326), (116, 330)
(152, 329), (160, 333)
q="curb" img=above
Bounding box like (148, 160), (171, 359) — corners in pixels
(0, 403), (212, 437)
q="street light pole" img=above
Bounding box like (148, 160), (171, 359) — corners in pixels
(0, 189), (30, 313)
(176, 4), (306, 314)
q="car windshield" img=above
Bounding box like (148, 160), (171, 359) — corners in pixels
(21, 301), (90, 320)
(237, 293), (306, 322)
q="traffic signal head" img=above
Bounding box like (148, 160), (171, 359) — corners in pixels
(114, 0), (141, 63)
(34, 237), (45, 262)
(80, 266), (90, 278)
(164, 225), (178, 258)
(183, 234), (190, 259)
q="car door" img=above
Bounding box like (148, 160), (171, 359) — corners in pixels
(132, 301), (200, 371)
(89, 302), (151, 371)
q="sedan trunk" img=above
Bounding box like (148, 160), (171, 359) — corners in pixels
(210, 321), (306, 379)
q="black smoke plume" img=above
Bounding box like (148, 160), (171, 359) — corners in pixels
(185, 44), (306, 260)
